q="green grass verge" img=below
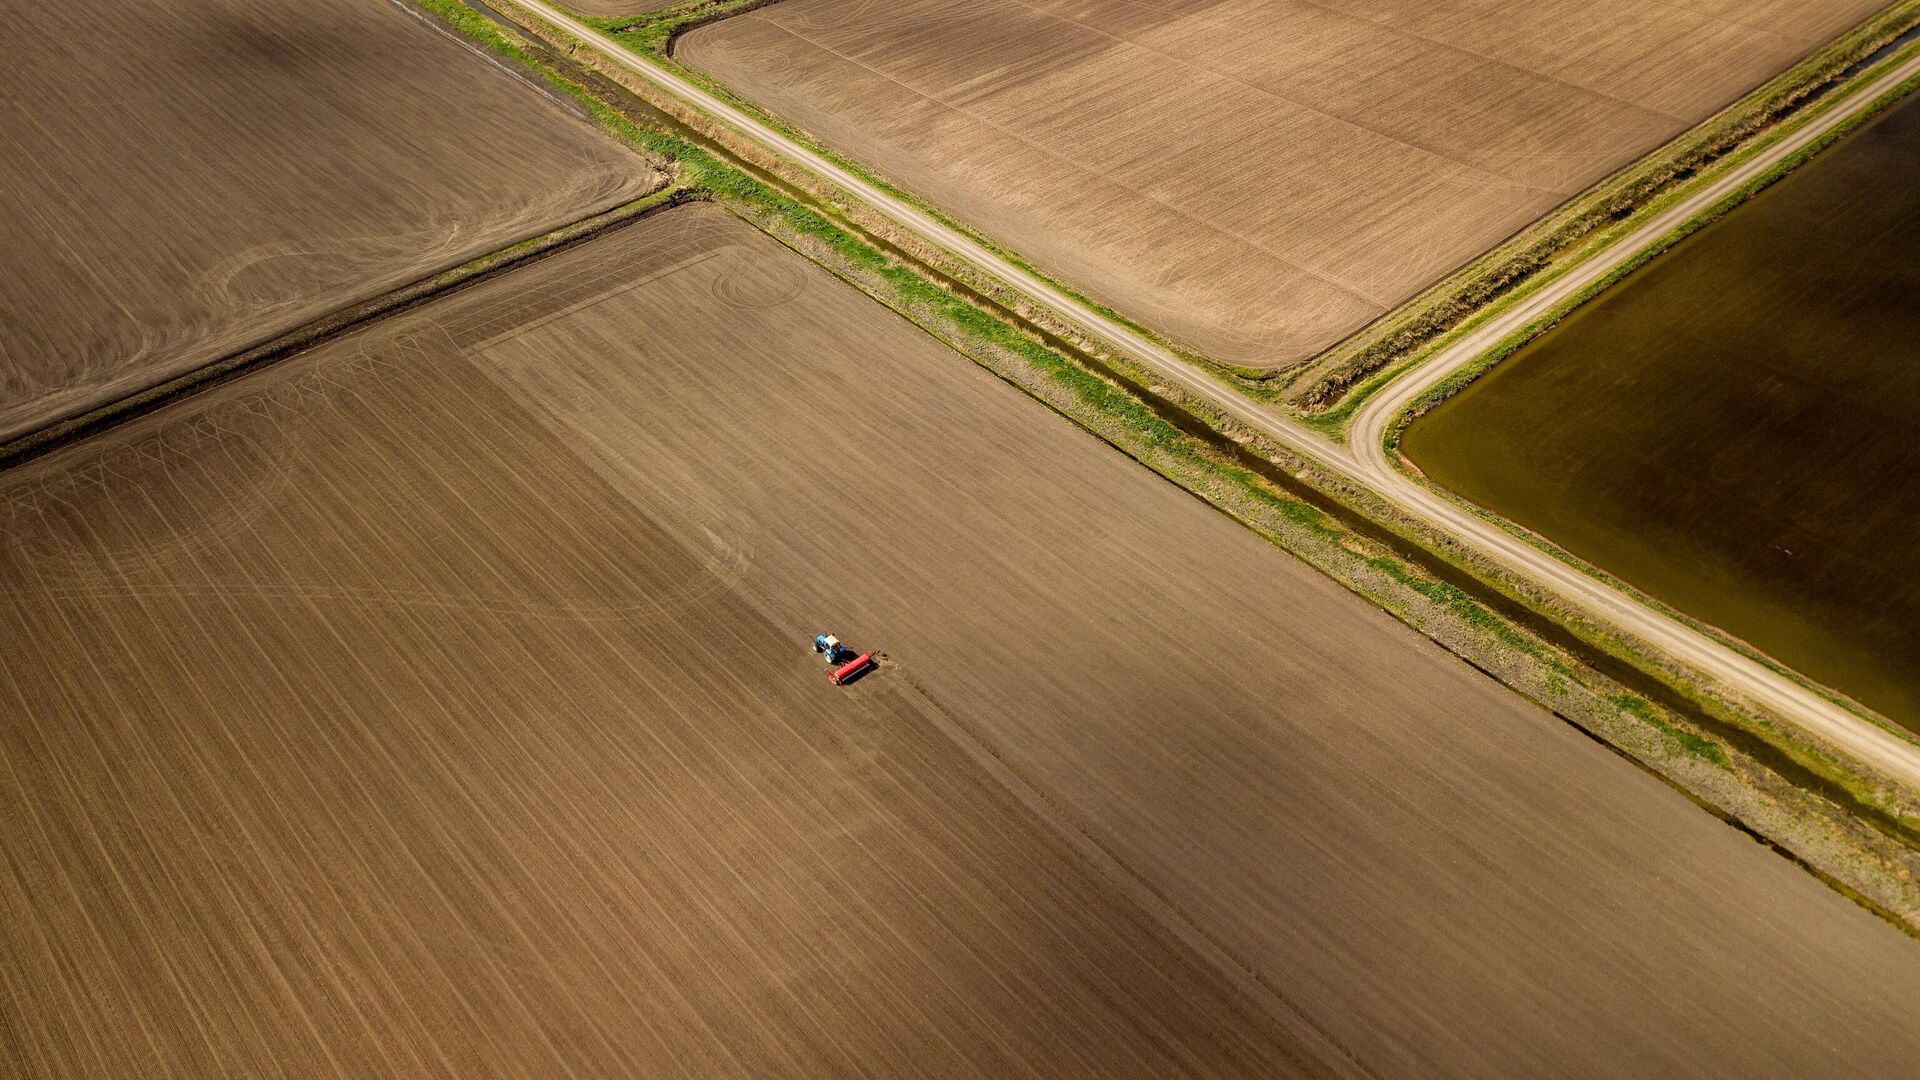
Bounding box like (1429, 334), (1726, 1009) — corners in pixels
(1360, 62), (1920, 745)
(1319, 40), (1920, 448)
(576, 0), (1920, 418)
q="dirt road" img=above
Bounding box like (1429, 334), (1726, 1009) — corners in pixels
(512, 0), (1920, 786)
(1346, 51), (1920, 765)
(1402, 87), (1920, 725)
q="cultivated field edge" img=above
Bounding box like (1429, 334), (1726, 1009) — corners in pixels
(1313, 32), (1920, 440)
(594, 0), (1920, 404)
(597, 0), (1235, 374)
(0, 185), (676, 469)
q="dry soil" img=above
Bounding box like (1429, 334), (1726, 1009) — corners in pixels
(7, 205), (1920, 1077)
(680, 0), (1884, 367)
(0, 0), (657, 443)
(556, 0), (680, 16)
(0, 215), (1324, 1079)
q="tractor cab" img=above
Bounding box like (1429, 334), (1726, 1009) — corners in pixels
(812, 633), (854, 665)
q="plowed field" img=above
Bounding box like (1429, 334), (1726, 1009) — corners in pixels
(558, 0), (677, 15)
(0, 0), (656, 443)
(6, 206), (1920, 1076)
(0, 217), (1324, 1079)
(680, 0), (1882, 367)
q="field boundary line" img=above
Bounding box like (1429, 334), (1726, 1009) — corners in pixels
(0, 188), (684, 472)
(637, 0), (1920, 395)
(1289, 1), (1920, 404)
(470, 248), (723, 353)
(388, 0), (592, 119)
(449, 0), (1920, 924)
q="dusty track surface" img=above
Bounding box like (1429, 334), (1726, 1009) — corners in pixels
(1348, 51), (1920, 779)
(0, 210), (1330, 1078)
(679, 0), (1879, 368)
(0, 0), (655, 444)
(12, 202), (1898, 1075)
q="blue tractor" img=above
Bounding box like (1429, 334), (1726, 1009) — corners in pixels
(812, 633), (854, 665)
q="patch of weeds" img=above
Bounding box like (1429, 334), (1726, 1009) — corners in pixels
(1614, 692), (1731, 768)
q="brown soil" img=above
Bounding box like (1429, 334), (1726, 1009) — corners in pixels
(0, 0), (658, 443)
(556, 0), (680, 16)
(0, 221), (1325, 1078)
(7, 205), (1920, 1076)
(679, 0), (1882, 369)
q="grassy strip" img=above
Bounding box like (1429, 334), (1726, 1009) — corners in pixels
(431, 0), (1920, 931)
(596, 0), (1920, 407)
(552, 0), (1920, 845)
(1291, 0), (1920, 410)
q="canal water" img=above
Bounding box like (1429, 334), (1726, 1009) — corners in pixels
(1401, 88), (1920, 727)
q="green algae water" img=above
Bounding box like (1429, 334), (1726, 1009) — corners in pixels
(1402, 90), (1920, 728)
